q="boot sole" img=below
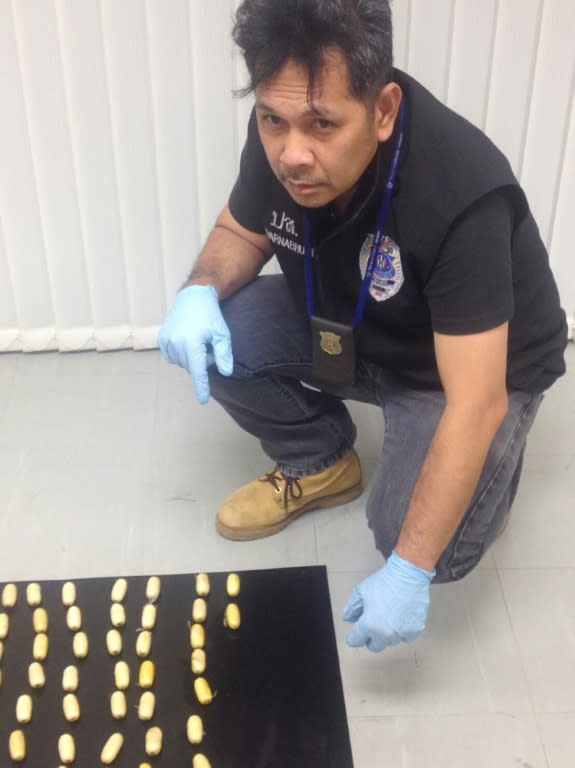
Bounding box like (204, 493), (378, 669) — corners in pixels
(215, 481), (364, 541)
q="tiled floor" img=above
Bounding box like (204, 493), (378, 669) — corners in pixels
(0, 344), (573, 767)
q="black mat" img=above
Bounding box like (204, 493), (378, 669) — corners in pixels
(0, 566), (354, 767)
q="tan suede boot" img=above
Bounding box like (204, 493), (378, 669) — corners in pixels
(216, 450), (363, 541)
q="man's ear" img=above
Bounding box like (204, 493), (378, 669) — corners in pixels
(374, 83), (403, 143)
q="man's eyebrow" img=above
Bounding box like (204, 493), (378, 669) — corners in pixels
(255, 101), (336, 118)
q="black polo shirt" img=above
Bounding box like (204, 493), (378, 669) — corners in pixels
(228, 69), (567, 393)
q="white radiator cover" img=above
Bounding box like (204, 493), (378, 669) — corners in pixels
(0, 0), (574, 353)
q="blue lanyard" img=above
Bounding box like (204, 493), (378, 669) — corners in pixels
(304, 100), (406, 328)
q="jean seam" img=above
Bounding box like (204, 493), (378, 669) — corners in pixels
(234, 359), (312, 378)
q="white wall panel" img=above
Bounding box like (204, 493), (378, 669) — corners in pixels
(447, 0), (498, 129)
(0, 220), (19, 349)
(484, 0), (543, 174)
(550, 78), (575, 319)
(13, 0), (93, 346)
(520, 0), (575, 247)
(57, 0), (130, 348)
(0, 0), (573, 352)
(101, 0), (169, 346)
(406, 0), (456, 102)
(146, 0), (201, 299)
(189, 1), (237, 243)
(0, 0), (56, 349)
(391, 0), (411, 72)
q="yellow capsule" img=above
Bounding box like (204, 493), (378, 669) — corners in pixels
(26, 583), (42, 607)
(145, 726), (163, 757)
(111, 578), (128, 603)
(110, 602), (126, 628)
(61, 581), (76, 607)
(114, 660), (130, 690)
(62, 665), (79, 692)
(196, 573), (210, 596)
(187, 714), (204, 745)
(110, 690), (127, 719)
(193, 598), (208, 623)
(139, 765), (153, 768)
(136, 629), (152, 658)
(146, 576), (161, 602)
(58, 733), (75, 765)
(0, 639), (3, 661)
(224, 603), (241, 630)
(2, 583), (18, 608)
(16, 694), (33, 724)
(193, 755), (212, 768)
(190, 623), (205, 650)
(141, 603), (156, 630)
(0, 613), (9, 639)
(139, 659), (155, 689)
(66, 605), (82, 631)
(9, 730), (26, 762)
(226, 572), (241, 598)
(73, 631), (89, 659)
(106, 629), (122, 656)
(33, 632), (49, 661)
(33, 607), (48, 633)
(100, 733), (124, 765)
(63, 693), (80, 722)
(138, 691), (155, 721)
(194, 677), (213, 705)
(29, 662), (45, 689)
(191, 648), (207, 675)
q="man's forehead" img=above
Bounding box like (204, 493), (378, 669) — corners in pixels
(254, 54), (357, 114)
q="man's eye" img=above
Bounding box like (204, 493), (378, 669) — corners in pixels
(264, 115), (281, 126)
(315, 119), (333, 130)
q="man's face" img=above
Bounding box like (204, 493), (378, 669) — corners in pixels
(255, 50), (393, 211)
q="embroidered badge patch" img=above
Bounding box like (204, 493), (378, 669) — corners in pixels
(359, 234), (404, 302)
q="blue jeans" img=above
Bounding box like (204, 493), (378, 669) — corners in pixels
(208, 276), (543, 582)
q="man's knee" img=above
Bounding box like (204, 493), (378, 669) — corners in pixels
(219, 275), (310, 374)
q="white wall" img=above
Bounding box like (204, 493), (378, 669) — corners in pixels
(0, 0), (574, 352)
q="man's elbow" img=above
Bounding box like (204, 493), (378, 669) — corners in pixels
(477, 391), (509, 436)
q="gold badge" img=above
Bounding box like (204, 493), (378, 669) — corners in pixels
(319, 332), (343, 356)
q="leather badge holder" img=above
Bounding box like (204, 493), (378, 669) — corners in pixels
(310, 315), (357, 387)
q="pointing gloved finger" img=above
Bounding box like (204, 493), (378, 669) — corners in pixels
(189, 348), (211, 405)
(342, 588), (364, 623)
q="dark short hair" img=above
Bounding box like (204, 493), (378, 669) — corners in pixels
(232, 0), (394, 102)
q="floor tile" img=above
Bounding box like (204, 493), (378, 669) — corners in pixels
(492, 465), (575, 568)
(349, 714), (548, 768)
(499, 569), (575, 713)
(537, 713), (575, 768)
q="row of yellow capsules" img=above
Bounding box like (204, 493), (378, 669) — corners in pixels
(187, 571), (241, 768)
(100, 575), (163, 767)
(1, 580), (88, 764)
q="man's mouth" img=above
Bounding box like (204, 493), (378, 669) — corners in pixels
(288, 181), (322, 194)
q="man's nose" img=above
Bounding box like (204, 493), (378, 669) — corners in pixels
(279, 131), (314, 169)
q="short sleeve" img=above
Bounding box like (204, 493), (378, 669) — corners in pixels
(228, 109), (275, 235)
(425, 190), (516, 335)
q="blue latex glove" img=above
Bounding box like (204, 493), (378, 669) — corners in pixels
(157, 284), (233, 404)
(343, 550), (435, 652)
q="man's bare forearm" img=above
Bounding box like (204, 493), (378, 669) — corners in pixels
(395, 401), (507, 572)
(182, 209), (271, 300)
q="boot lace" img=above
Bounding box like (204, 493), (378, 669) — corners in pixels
(261, 469), (303, 510)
